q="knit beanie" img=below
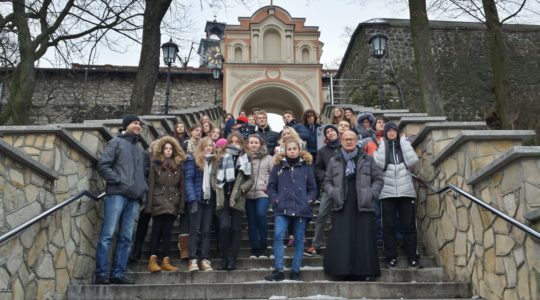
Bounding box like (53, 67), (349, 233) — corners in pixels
(383, 122), (399, 139)
(215, 138), (228, 149)
(122, 114), (143, 129)
(323, 124), (338, 139)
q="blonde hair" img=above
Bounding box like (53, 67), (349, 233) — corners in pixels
(332, 107), (345, 124)
(277, 126), (301, 147)
(194, 137), (217, 170)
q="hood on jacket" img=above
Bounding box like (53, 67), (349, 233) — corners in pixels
(273, 150), (313, 165)
(355, 112), (376, 133)
(151, 136), (185, 165)
(383, 122), (400, 139)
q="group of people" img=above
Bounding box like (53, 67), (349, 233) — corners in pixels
(93, 106), (420, 285)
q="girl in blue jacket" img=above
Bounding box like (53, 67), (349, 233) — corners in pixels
(265, 139), (317, 281)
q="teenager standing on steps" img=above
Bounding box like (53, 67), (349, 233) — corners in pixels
(145, 136), (186, 273)
(265, 139), (317, 282)
(184, 137), (218, 272)
(245, 134), (274, 258)
(374, 122), (421, 269)
(211, 131), (254, 270)
(95, 115), (149, 285)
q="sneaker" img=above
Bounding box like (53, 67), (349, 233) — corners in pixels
(287, 238), (294, 247)
(264, 270), (285, 281)
(258, 249), (270, 259)
(109, 275), (134, 285)
(199, 259), (213, 271)
(94, 276), (109, 285)
(249, 254), (258, 259)
(289, 271), (301, 281)
(408, 259), (422, 269)
(303, 247), (318, 257)
(187, 259), (199, 272)
(385, 258), (398, 269)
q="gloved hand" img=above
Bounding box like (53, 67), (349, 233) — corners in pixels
(190, 202), (198, 214)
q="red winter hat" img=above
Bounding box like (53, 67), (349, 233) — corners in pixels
(236, 116), (249, 124)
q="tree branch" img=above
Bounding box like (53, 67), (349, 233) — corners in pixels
(501, 0), (527, 23)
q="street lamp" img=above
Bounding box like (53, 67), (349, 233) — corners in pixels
(212, 64), (222, 105)
(369, 33), (388, 109)
(161, 39), (179, 115)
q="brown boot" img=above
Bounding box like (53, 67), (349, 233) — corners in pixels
(178, 234), (189, 260)
(160, 257), (178, 272)
(148, 255), (162, 273)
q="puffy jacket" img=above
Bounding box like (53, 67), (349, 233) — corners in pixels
(211, 154), (254, 212)
(285, 119), (310, 142)
(267, 152), (317, 219)
(323, 148), (384, 212)
(183, 154), (204, 203)
(374, 137), (418, 199)
(314, 141), (340, 182)
(303, 123), (321, 155)
(256, 126), (279, 156)
(145, 161), (185, 216)
(247, 149), (274, 199)
(97, 133), (149, 200)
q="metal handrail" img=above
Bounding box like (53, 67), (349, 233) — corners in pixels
(0, 190), (105, 245)
(412, 174), (540, 240)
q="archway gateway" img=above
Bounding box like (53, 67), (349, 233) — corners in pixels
(221, 5), (323, 117)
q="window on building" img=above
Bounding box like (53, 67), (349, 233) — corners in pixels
(302, 48), (310, 63)
(234, 47), (243, 62)
(263, 29), (281, 61)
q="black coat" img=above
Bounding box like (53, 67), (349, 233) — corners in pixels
(256, 125), (279, 156)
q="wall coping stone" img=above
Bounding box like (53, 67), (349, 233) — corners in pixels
(411, 121), (487, 147)
(52, 123), (114, 141)
(328, 105), (410, 114)
(140, 116), (175, 135)
(524, 208), (540, 223)
(0, 126), (99, 164)
(397, 116), (447, 130)
(81, 120), (151, 149)
(466, 146), (540, 185)
(0, 139), (58, 180)
(431, 130), (537, 166)
(384, 113), (428, 119)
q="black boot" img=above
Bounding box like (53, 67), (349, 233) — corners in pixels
(218, 259), (229, 270)
(128, 242), (142, 262)
(264, 270), (284, 281)
(226, 257), (237, 271)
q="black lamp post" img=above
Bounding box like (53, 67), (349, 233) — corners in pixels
(369, 33), (388, 109)
(212, 64), (222, 105)
(161, 39), (179, 115)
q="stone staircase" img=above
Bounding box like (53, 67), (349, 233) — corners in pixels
(67, 213), (474, 299)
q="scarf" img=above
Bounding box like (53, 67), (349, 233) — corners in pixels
(327, 138), (340, 149)
(216, 146), (251, 188)
(202, 154), (214, 200)
(285, 156), (300, 166)
(341, 147), (358, 176)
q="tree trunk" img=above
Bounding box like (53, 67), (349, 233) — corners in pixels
(408, 0), (444, 116)
(482, 0), (512, 129)
(129, 0), (173, 115)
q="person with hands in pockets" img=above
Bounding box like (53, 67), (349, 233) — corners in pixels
(265, 139), (317, 282)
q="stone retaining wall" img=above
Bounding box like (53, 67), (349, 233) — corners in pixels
(0, 106), (223, 299)
(413, 123), (540, 300)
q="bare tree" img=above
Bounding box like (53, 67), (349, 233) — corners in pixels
(409, 0), (445, 115)
(0, 0), (143, 124)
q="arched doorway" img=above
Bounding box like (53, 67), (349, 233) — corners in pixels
(233, 84), (307, 122)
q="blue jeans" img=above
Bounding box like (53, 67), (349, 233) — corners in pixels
(245, 197), (269, 254)
(95, 195), (140, 278)
(273, 215), (307, 273)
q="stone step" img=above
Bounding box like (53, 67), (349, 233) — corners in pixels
(68, 281), (472, 299)
(141, 245), (424, 260)
(128, 256), (439, 271)
(122, 268), (448, 284)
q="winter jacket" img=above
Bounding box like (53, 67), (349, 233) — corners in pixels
(145, 161), (185, 216)
(323, 148), (384, 212)
(183, 154), (204, 203)
(267, 152), (317, 219)
(211, 155), (254, 212)
(374, 137), (418, 199)
(314, 141), (340, 182)
(247, 148), (274, 199)
(256, 125), (279, 156)
(303, 123), (321, 155)
(285, 119), (310, 142)
(97, 132), (149, 201)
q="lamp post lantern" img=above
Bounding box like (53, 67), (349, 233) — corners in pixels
(369, 33), (388, 109)
(212, 64), (222, 105)
(161, 39), (179, 115)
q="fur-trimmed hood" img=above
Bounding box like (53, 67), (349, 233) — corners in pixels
(151, 136), (186, 164)
(273, 150), (313, 165)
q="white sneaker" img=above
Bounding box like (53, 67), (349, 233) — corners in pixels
(187, 259), (199, 272)
(199, 259), (213, 271)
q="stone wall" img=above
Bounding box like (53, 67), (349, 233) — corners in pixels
(0, 106), (223, 299)
(410, 120), (540, 300)
(337, 19), (540, 136)
(0, 66), (222, 125)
